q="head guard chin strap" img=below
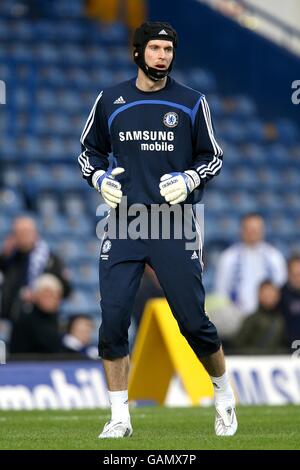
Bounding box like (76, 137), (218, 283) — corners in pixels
(133, 21), (178, 82)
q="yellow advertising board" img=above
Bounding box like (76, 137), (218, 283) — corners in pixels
(129, 299), (214, 405)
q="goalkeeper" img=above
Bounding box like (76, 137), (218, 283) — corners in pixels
(78, 21), (237, 438)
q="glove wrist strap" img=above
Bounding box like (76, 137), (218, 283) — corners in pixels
(92, 170), (106, 191)
(184, 170), (200, 191)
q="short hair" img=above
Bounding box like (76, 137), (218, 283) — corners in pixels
(33, 274), (63, 296)
(258, 279), (276, 290)
(13, 215), (38, 229)
(241, 212), (263, 223)
(67, 314), (93, 333)
(288, 254), (300, 268)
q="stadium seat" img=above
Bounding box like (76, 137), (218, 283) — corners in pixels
(0, 188), (25, 215)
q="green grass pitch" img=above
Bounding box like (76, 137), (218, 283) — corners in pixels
(0, 405), (299, 450)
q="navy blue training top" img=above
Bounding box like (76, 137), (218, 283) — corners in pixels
(78, 77), (223, 205)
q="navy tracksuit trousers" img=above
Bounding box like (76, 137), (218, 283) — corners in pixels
(98, 207), (221, 359)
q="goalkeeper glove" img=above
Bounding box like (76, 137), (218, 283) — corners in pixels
(92, 167), (125, 209)
(159, 170), (200, 205)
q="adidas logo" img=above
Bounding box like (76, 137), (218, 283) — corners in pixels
(191, 251), (198, 260)
(114, 96), (126, 104)
(159, 29), (168, 35)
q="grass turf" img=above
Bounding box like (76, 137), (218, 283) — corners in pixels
(0, 405), (299, 450)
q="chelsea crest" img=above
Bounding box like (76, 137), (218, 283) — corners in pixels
(102, 240), (112, 254)
(163, 112), (178, 128)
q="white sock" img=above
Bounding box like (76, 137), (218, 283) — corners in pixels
(108, 390), (130, 422)
(210, 372), (235, 407)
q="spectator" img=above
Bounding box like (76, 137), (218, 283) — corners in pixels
(280, 255), (300, 348)
(215, 213), (287, 316)
(232, 280), (286, 354)
(61, 315), (98, 359)
(10, 274), (63, 354)
(0, 216), (71, 323)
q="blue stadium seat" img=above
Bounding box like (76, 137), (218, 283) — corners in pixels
(63, 196), (86, 217)
(24, 164), (53, 188)
(267, 215), (296, 239)
(228, 191), (258, 214)
(10, 43), (32, 60)
(203, 190), (229, 211)
(2, 167), (22, 188)
(99, 22), (128, 44)
(36, 195), (60, 216)
(0, 213), (14, 238)
(10, 20), (34, 40)
(256, 191), (285, 211)
(231, 167), (258, 190)
(240, 143), (267, 167)
(60, 291), (100, 318)
(37, 65), (66, 87)
(231, 96), (256, 118)
(69, 262), (99, 288)
(35, 43), (59, 61)
(53, 0), (84, 18)
(35, 20), (58, 40)
(0, 63), (11, 81)
(276, 119), (299, 145)
(281, 169), (300, 189)
(55, 240), (82, 262)
(186, 68), (217, 93)
(244, 119), (265, 143)
(283, 192), (300, 211)
(218, 119), (245, 144)
(60, 45), (86, 65)
(0, 19), (9, 39)
(255, 169), (281, 190)
(40, 214), (71, 237)
(206, 94), (224, 118)
(265, 143), (289, 166)
(0, 188), (25, 215)
(85, 45), (110, 64)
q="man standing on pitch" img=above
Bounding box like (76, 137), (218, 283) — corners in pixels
(79, 21), (237, 438)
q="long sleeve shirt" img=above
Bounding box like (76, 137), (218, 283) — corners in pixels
(78, 76), (223, 206)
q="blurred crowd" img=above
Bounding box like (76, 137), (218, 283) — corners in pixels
(0, 216), (97, 358)
(0, 212), (299, 357)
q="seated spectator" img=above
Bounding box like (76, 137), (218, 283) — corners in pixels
(215, 213), (287, 316)
(61, 315), (98, 359)
(231, 280), (286, 354)
(10, 274), (63, 354)
(0, 216), (71, 323)
(280, 255), (300, 349)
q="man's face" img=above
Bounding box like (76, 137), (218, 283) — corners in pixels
(259, 284), (279, 310)
(35, 287), (62, 313)
(144, 39), (173, 72)
(288, 260), (300, 290)
(71, 318), (93, 345)
(13, 217), (38, 253)
(241, 216), (264, 245)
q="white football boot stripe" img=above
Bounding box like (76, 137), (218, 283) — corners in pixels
(98, 419), (133, 439)
(215, 405), (238, 436)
